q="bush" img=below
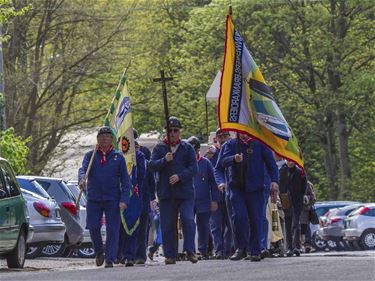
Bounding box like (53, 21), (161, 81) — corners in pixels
(0, 128), (31, 174)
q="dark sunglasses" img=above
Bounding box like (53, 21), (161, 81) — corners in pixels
(168, 128), (180, 133)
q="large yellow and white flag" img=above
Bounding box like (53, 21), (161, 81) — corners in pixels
(219, 14), (304, 168)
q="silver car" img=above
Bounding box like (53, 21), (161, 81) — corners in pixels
(20, 187), (66, 259)
(32, 176), (84, 257)
(343, 203), (375, 250)
(317, 204), (363, 250)
(65, 181), (106, 258)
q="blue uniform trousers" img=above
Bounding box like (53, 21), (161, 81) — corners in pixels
(86, 200), (120, 263)
(225, 194), (237, 251)
(209, 200), (233, 256)
(159, 198), (196, 258)
(135, 212), (150, 260)
(119, 224), (140, 261)
(260, 187), (270, 250)
(230, 189), (264, 256)
(196, 211), (211, 255)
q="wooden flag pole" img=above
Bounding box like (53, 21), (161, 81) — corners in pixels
(75, 62), (132, 209)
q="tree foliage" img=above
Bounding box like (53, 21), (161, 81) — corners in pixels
(2, 0), (374, 201)
(0, 127), (30, 174)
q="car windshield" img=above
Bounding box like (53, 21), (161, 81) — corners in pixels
(30, 180), (50, 198)
(16, 178), (50, 198)
(66, 182), (87, 206)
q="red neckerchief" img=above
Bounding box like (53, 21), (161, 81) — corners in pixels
(163, 137), (181, 147)
(196, 152), (202, 162)
(240, 136), (253, 144)
(133, 184), (139, 197)
(97, 145), (113, 166)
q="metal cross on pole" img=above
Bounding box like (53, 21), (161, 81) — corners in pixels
(153, 70), (174, 150)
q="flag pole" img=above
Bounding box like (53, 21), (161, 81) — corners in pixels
(75, 62), (132, 208)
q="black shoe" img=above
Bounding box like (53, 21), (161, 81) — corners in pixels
(251, 255), (261, 262)
(242, 254), (251, 260)
(293, 248), (301, 257)
(214, 253), (224, 260)
(286, 249), (293, 257)
(230, 249), (247, 261)
(260, 249), (270, 259)
(201, 254), (209, 260)
(125, 259), (134, 267)
(164, 257), (176, 265)
(186, 252), (198, 264)
(104, 261), (113, 268)
(304, 244), (312, 253)
(135, 259), (145, 265)
(95, 252), (104, 267)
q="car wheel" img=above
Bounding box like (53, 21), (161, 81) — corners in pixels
(26, 246), (43, 259)
(347, 241), (361, 251)
(77, 247), (95, 258)
(42, 242), (66, 257)
(327, 240), (337, 250)
(312, 231), (327, 251)
(360, 229), (375, 250)
(6, 229), (26, 268)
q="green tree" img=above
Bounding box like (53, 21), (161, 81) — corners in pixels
(0, 127), (30, 174)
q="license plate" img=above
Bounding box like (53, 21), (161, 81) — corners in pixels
(56, 209), (61, 218)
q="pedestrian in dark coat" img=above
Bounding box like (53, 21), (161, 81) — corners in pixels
(188, 136), (220, 259)
(215, 133), (279, 262)
(148, 117), (198, 264)
(279, 161), (307, 257)
(78, 126), (131, 268)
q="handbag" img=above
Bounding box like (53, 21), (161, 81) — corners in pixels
(280, 192), (290, 210)
(309, 205), (320, 225)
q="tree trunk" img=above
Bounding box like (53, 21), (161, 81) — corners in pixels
(337, 112), (351, 199)
(321, 112), (339, 200)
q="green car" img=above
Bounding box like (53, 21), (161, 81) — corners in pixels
(0, 157), (29, 268)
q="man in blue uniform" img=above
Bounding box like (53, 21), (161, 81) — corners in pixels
(215, 132), (279, 261)
(208, 129), (234, 259)
(79, 126), (131, 268)
(188, 136), (219, 260)
(149, 117), (198, 264)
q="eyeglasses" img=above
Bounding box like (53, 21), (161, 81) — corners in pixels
(168, 128), (180, 133)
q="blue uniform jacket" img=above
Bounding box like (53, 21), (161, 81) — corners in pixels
(78, 149), (131, 204)
(216, 138), (279, 193)
(135, 149), (146, 198)
(214, 143), (231, 196)
(139, 146), (156, 214)
(149, 141), (198, 200)
(194, 157), (220, 213)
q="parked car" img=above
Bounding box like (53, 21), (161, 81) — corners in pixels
(0, 158), (29, 268)
(32, 176), (84, 257)
(311, 201), (361, 251)
(65, 181), (106, 258)
(17, 176), (66, 258)
(343, 203), (375, 250)
(317, 204), (363, 250)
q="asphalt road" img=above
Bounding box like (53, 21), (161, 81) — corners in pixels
(1, 251), (374, 281)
